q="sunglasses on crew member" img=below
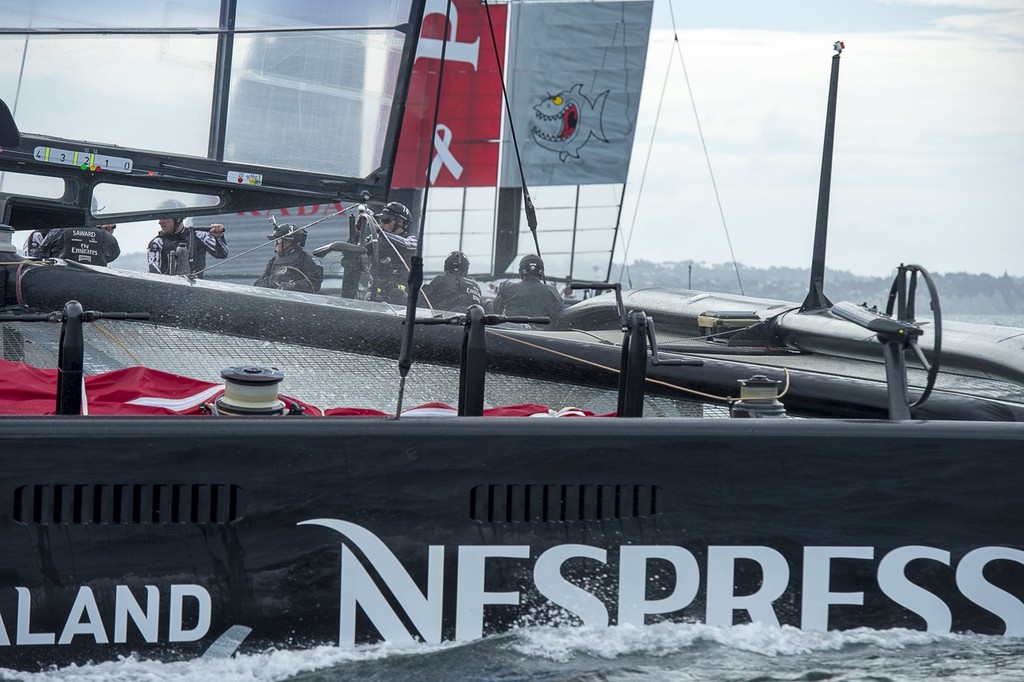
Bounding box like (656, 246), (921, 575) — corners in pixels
(379, 216), (396, 225)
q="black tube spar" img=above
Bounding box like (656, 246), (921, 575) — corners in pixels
(801, 41), (844, 312)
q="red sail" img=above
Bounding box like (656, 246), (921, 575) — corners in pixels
(391, 0), (507, 189)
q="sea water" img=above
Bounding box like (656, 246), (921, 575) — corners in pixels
(2, 623), (1023, 682)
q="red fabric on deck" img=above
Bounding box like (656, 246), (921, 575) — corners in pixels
(0, 360), (609, 417)
(0, 359), (320, 415)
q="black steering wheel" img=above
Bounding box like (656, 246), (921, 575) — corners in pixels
(884, 264), (942, 407)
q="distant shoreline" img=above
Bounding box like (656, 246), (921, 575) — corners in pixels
(108, 253), (1024, 316)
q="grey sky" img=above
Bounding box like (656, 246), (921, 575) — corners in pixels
(666, 0), (970, 33)
(617, 0), (1023, 277)
(1, 0), (1020, 278)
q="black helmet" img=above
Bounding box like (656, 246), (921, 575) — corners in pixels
(518, 254), (544, 278)
(376, 201), (413, 231)
(444, 251), (470, 275)
(268, 224), (307, 247)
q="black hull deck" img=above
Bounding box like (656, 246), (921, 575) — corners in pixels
(11, 263), (1024, 421)
(2, 417), (1022, 670)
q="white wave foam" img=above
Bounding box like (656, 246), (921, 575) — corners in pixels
(0, 640), (456, 682)
(0, 626), (999, 681)
(508, 621), (963, 663)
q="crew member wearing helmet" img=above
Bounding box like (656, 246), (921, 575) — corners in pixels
(254, 224), (324, 293)
(147, 200), (228, 276)
(420, 250), (482, 312)
(367, 201), (418, 304)
(492, 254), (564, 319)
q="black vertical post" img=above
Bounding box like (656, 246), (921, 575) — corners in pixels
(397, 255), (424, 372)
(56, 300), (85, 415)
(801, 43), (844, 312)
(616, 311), (649, 417)
(568, 185), (580, 281)
(458, 304), (488, 416)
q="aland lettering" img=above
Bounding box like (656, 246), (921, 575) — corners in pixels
(302, 519), (1024, 644)
(0, 585), (210, 647)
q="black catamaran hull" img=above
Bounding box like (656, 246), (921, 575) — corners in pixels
(12, 263), (1024, 422)
(2, 417), (1022, 670)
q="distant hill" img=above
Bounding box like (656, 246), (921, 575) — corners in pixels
(615, 261), (1024, 315)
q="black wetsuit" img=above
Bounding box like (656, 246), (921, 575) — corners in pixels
(147, 227), (228, 276)
(38, 227), (120, 266)
(492, 279), (565, 319)
(254, 249), (325, 293)
(367, 232), (417, 304)
(421, 273), (483, 312)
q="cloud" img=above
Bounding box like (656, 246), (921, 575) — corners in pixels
(621, 12), (1024, 277)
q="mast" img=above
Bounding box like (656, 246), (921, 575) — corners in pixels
(801, 41), (844, 312)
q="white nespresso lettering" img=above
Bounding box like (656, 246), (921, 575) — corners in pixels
(534, 544), (608, 627)
(298, 520), (1024, 646)
(878, 546), (951, 631)
(618, 545), (700, 626)
(955, 546), (1024, 635)
(707, 546), (790, 627)
(0, 584), (211, 647)
(801, 546), (874, 631)
(300, 518), (446, 644)
(456, 545), (530, 640)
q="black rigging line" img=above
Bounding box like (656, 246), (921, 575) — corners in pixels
(668, 2), (744, 295)
(605, 6), (634, 285)
(675, 54), (745, 295)
(617, 22), (675, 289)
(618, 1), (745, 295)
(483, 0), (541, 257)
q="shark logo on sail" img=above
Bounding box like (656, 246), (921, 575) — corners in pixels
(301, 519), (1024, 644)
(530, 84), (610, 162)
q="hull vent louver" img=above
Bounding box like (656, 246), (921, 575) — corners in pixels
(13, 484), (244, 525)
(470, 484), (661, 523)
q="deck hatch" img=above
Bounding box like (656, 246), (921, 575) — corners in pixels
(12, 484), (245, 525)
(470, 484), (661, 523)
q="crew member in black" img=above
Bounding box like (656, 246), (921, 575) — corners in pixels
(254, 224), (324, 293)
(492, 254), (564, 319)
(367, 201), (417, 304)
(147, 209), (228, 277)
(38, 224), (120, 266)
(420, 250), (482, 312)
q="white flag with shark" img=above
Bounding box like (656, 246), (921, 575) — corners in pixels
(500, 0), (653, 187)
